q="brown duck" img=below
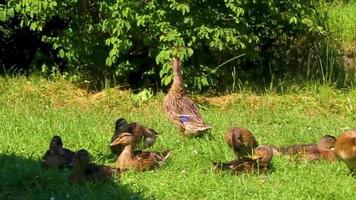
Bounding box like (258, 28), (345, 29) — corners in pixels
(213, 146), (273, 174)
(69, 149), (116, 183)
(275, 135), (337, 161)
(42, 135), (75, 168)
(224, 127), (258, 157)
(163, 57), (211, 136)
(110, 133), (171, 171)
(334, 129), (356, 174)
(110, 118), (159, 154)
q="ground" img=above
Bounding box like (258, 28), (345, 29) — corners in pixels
(0, 76), (355, 200)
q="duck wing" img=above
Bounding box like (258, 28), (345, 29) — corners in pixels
(279, 144), (315, 155)
(213, 157), (255, 173)
(85, 164), (115, 181)
(133, 150), (171, 170)
(164, 92), (211, 134)
(135, 150), (171, 161)
(179, 97), (211, 133)
(42, 150), (70, 168)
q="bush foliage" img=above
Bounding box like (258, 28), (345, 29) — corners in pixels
(0, 0), (328, 90)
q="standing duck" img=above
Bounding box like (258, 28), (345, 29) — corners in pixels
(213, 146), (273, 174)
(110, 133), (171, 171)
(224, 127), (258, 157)
(275, 135), (337, 161)
(42, 135), (75, 168)
(163, 57), (211, 136)
(334, 129), (356, 174)
(69, 149), (116, 183)
(110, 118), (159, 154)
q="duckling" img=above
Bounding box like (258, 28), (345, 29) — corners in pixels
(213, 146), (273, 174)
(110, 118), (159, 154)
(110, 133), (171, 171)
(224, 127), (258, 157)
(42, 135), (75, 168)
(334, 129), (356, 174)
(69, 149), (116, 183)
(276, 135), (337, 161)
(163, 57), (211, 136)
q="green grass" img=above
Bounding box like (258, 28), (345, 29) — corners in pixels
(328, 1), (356, 44)
(1, 76), (356, 200)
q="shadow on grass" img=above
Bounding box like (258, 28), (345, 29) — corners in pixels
(0, 154), (150, 200)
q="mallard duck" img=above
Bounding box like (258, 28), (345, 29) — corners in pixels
(110, 118), (159, 154)
(163, 57), (211, 136)
(224, 127), (258, 157)
(110, 133), (171, 171)
(42, 135), (75, 168)
(334, 129), (356, 174)
(275, 135), (336, 161)
(69, 149), (116, 183)
(213, 146), (273, 174)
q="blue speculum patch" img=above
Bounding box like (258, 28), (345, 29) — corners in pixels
(179, 115), (190, 123)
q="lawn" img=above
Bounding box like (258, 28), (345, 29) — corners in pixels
(0, 76), (355, 200)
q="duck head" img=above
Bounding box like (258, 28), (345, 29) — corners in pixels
(172, 57), (182, 72)
(144, 128), (159, 147)
(110, 132), (135, 147)
(252, 146), (273, 166)
(115, 118), (128, 132)
(49, 135), (66, 156)
(317, 135), (337, 150)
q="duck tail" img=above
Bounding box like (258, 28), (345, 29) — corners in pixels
(197, 125), (212, 132)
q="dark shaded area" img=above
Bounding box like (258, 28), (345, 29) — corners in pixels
(0, 16), (67, 74)
(0, 153), (148, 200)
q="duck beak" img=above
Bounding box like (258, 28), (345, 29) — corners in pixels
(110, 139), (120, 146)
(252, 155), (260, 160)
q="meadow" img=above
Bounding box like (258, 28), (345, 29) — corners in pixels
(0, 76), (355, 200)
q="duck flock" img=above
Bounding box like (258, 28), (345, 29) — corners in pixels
(42, 58), (356, 183)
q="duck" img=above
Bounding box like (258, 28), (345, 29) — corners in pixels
(334, 129), (356, 174)
(110, 118), (159, 154)
(212, 146), (273, 174)
(69, 149), (116, 183)
(42, 135), (75, 168)
(224, 127), (258, 157)
(275, 135), (337, 161)
(110, 132), (171, 171)
(163, 57), (211, 136)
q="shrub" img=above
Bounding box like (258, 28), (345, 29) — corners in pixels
(1, 0), (327, 90)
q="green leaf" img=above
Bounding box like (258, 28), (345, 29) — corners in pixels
(106, 57), (113, 66)
(289, 16), (297, 24)
(59, 49), (65, 58)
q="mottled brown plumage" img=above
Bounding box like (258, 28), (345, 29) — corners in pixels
(69, 149), (116, 183)
(213, 146), (273, 174)
(275, 135), (336, 161)
(110, 118), (159, 154)
(163, 57), (211, 136)
(42, 135), (75, 168)
(224, 127), (258, 157)
(110, 133), (170, 171)
(334, 129), (356, 174)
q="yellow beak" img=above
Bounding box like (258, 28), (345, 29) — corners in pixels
(252, 155), (260, 160)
